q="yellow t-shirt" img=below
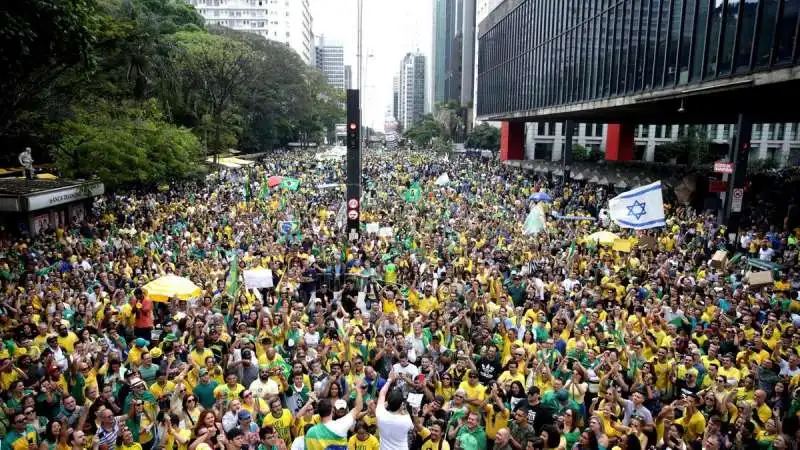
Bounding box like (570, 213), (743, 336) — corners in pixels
(348, 435), (379, 450)
(418, 428), (451, 450)
(262, 409), (293, 444)
(674, 410), (706, 441)
(120, 443), (143, 450)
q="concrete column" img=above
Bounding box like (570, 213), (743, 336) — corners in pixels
(605, 123), (635, 161)
(500, 121), (525, 161)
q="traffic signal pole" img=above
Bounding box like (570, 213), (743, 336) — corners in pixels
(723, 113), (751, 238)
(346, 89), (361, 241)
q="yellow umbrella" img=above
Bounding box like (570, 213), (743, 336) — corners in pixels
(584, 231), (620, 246)
(143, 275), (202, 302)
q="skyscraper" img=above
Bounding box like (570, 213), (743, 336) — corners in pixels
(431, 0), (452, 107)
(392, 74), (400, 124)
(314, 35), (345, 90)
(398, 52), (426, 132)
(184, 0), (314, 65)
(344, 65), (352, 90)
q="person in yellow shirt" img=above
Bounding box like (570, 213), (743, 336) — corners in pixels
(414, 417), (450, 450)
(262, 397), (294, 445)
(348, 423), (379, 450)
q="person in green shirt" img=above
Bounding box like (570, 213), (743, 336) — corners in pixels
(193, 369), (219, 409)
(449, 411), (487, 450)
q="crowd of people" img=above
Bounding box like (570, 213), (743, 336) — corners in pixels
(1, 148), (800, 450)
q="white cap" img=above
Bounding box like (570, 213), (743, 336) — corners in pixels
(334, 399), (348, 410)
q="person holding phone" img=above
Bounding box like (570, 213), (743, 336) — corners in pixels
(375, 370), (413, 450)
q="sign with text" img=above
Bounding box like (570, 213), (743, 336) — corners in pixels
(714, 161), (734, 174)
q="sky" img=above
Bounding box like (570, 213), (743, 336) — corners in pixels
(311, 0), (433, 132)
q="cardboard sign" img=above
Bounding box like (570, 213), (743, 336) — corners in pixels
(710, 250), (728, 269)
(638, 236), (658, 250)
(612, 239), (632, 253)
(747, 270), (773, 287)
(243, 268), (274, 289)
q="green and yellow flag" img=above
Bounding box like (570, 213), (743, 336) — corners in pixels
(404, 182), (422, 203)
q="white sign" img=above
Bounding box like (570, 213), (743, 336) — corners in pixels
(365, 222), (380, 234)
(27, 183), (104, 211)
(731, 188), (744, 213)
(714, 161), (734, 174)
(243, 268), (274, 289)
(70, 204), (85, 224)
(347, 210), (359, 220)
(348, 229), (359, 241)
(378, 227), (394, 237)
(348, 198), (359, 209)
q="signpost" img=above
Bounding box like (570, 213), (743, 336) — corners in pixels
(731, 188), (744, 213)
(714, 161), (734, 174)
(346, 89), (361, 240)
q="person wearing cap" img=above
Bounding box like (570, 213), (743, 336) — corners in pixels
(236, 409), (258, 433)
(193, 368), (219, 410)
(127, 338), (149, 367)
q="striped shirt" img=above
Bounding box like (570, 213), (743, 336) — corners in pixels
(95, 418), (121, 450)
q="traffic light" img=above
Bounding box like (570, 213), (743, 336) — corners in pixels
(347, 121), (359, 151)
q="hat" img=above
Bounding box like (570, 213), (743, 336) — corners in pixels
(199, 368), (209, 377)
(237, 410), (251, 420)
(162, 333), (178, 343)
(150, 348), (163, 359)
(334, 399), (348, 410)
(555, 389), (569, 402)
(135, 338), (149, 347)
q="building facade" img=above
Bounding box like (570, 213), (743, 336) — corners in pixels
(398, 53), (427, 131)
(524, 122), (800, 166)
(344, 65), (352, 90)
(185, 0), (313, 65)
(392, 74), (401, 124)
(314, 35), (345, 90)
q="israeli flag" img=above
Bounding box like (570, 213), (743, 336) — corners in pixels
(608, 181), (666, 230)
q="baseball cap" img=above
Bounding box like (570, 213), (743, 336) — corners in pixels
(150, 348), (163, 359)
(199, 368), (209, 377)
(334, 399), (348, 410)
(555, 389), (569, 402)
(135, 338), (149, 347)
(237, 410), (251, 420)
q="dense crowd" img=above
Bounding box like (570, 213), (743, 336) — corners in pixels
(1, 149), (800, 450)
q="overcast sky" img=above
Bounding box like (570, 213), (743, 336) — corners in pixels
(311, 0), (433, 131)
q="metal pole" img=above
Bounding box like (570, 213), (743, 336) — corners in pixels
(357, 0), (363, 165)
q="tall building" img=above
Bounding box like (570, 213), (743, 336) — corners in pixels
(398, 52), (426, 131)
(392, 74), (400, 124)
(344, 65), (352, 90)
(314, 35), (345, 90)
(185, 0), (313, 65)
(432, 0), (476, 137)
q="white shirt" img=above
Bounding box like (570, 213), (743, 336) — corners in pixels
(376, 405), (413, 450)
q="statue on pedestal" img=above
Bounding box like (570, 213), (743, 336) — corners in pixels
(19, 147), (33, 180)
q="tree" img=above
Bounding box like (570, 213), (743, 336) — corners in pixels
(169, 30), (253, 154)
(433, 101), (465, 143)
(572, 144), (604, 162)
(654, 125), (718, 166)
(465, 122), (500, 151)
(48, 99), (202, 188)
(404, 114), (444, 147)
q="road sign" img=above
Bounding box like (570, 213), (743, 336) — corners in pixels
(731, 188), (744, 213)
(348, 198), (359, 209)
(347, 209), (359, 220)
(348, 229), (359, 241)
(714, 161), (735, 174)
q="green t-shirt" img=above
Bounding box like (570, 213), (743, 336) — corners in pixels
(193, 380), (219, 409)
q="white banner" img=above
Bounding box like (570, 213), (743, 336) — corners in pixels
(243, 268), (274, 289)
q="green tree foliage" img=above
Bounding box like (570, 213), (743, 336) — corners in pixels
(572, 144), (604, 162)
(433, 101), (466, 142)
(404, 114), (445, 147)
(465, 123), (500, 151)
(654, 126), (722, 166)
(1, 0), (342, 187)
(48, 99), (202, 188)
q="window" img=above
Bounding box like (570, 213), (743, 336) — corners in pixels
(752, 124), (762, 140)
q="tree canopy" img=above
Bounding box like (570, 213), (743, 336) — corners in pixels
(0, 0), (343, 188)
(465, 123), (500, 151)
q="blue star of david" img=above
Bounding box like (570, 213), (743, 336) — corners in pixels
(627, 200), (647, 220)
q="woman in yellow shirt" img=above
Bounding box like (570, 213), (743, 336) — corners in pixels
(347, 423), (379, 450)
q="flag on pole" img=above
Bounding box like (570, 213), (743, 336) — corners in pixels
(244, 173), (252, 202)
(523, 203), (546, 235)
(608, 181), (666, 230)
(226, 253), (240, 297)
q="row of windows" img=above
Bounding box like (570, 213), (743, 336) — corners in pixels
(532, 121), (800, 141)
(477, 0), (800, 117)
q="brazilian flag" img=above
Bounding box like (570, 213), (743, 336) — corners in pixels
(279, 177), (300, 191)
(404, 182), (422, 203)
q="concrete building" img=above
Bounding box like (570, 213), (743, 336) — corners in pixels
(344, 65), (352, 90)
(314, 35), (345, 90)
(392, 74), (400, 124)
(524, 122), (800, 167)
(398, 52), (426, 131)
(185, 0), (313, 65)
